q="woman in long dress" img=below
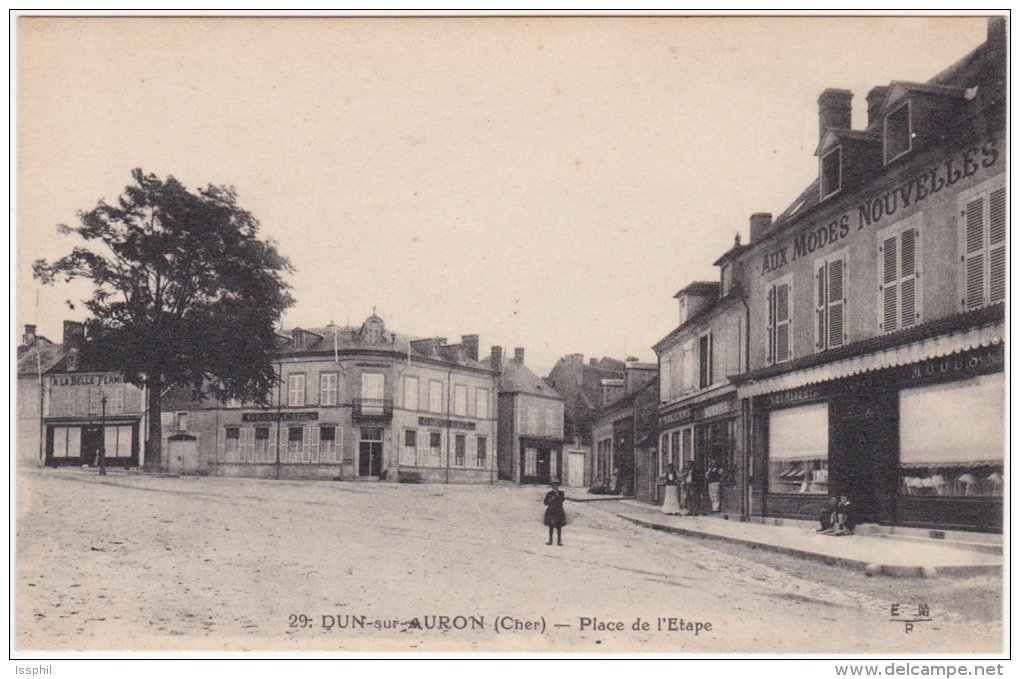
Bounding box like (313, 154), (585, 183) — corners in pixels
(660, 464), (682, 515)
(544, 480), (567, 546)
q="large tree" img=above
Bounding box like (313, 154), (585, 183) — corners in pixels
(34, 169), (294, 471)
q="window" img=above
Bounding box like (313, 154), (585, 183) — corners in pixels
(226, 427), (240, 460)
(766, 276), (793, 365)
(288, 426), (304, 460)
(429, 431), (442, 466)
(671, 431), (681, 465)
(768, 403), (829, 495)
(402, 429), (417, 465)
(429, 380), (443, 413)
(288, 374), (306, 407)
(660, 433), (670, 474)
(682, 341), (696, 393)
(404, 376), (419, 411)
(103, 425), (133, 458)
(527, 407), (539, 433)
(455, 435), (466, 466)
(820, 147), (841, 199)
(177, 412), (189, 431)
(476, 436), (487, 468)
(88, 389), (103, 415)
(291, 329), (305, 350)
(699, 334), (713, 388)
(107, 387), (124, 414)
(879, 219), (921, 333)
(524, 447), (538, 477)
(320, 373), (338, 406)
(254, 427), (270, 463)
(320, 426), (338, 462)
(816, 251), (849, 350)
(453, 384), (467, 416)
(66, 352), (79, 372)
(545, 408), (559, 435)
(360, 373), (385, 415)
(682, 427), (693, 463)
(475, 388), (489, 419)
(960, 182), (1006, 310)
(884, 101), (911, 164)
(226, 398), (241, 409)
(52, 426), (81, 458)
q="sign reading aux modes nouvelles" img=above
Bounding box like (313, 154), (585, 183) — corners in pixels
(418, 416), (476, 431)
(759, 139), (1000, 276)
(242, 411), (319, 423)
(50, 373), (123, 387)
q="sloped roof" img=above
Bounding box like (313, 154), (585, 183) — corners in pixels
(480, 356), (564, 399)
(674, 281), (720, 299)
(17, 343), (66, 377)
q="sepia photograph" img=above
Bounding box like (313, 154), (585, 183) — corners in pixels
(11, 11), (1007, 666)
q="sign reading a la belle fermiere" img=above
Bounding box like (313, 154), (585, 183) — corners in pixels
(50, 372), (123, 387)
(758, 138), (999, 276)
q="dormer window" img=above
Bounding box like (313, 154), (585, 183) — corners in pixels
(820, 147), (842, 199)
(884, 100), (912, 164)
(66, 350), (78, 372)
(291, 329), (304, 350)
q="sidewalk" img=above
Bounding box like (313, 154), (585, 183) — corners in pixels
(604, 500), (1002, 578)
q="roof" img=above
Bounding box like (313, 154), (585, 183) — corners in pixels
(17, 343), (66, 377)
(594, 376), (659, 420)
(480, 356), (564, 399)
(674, 281), (720, 299)
(277, 322), (491, 371)
(653, 288), (744, 353)
(768, 24), (1002, 236)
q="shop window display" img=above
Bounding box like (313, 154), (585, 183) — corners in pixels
(899, 465), (1003, 497)
(769, 458), (829, 494)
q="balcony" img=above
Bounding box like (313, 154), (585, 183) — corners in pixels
(352, 398), (393, 422)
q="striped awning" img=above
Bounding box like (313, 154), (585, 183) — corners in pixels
(738, 322), (1004, 399)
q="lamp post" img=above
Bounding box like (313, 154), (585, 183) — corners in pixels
(99, 391), (108, 476)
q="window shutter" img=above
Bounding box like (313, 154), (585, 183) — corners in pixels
(311, 426), (320, 463)
(707, 333), (714, 385)
(828, 256), (846, 347)
(268, 425), (277, 463)
(880, 234), (898, 331)
(815, 262), (827, 350)
(775, 282), (791, 363)
(303, 426), (311, 463)
(242, 427), (252, 463)
(963, 196), (986, 309)
(899, 228), (918, 328)
(766, 286), (775, 364)
(217, 427), (226, 463)
(988, 187), (1006, 303)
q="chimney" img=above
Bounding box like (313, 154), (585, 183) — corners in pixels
(461, 334), (479, 362)
(818, 88), (853, 140)
(589, 358), (597, 366)
(749, 213), (773, 243)
(62, 320), (85, 351)
(490, 346), (503, 371)
(23, 324), (36, 346)
(866, 86), (889, 128)
(514, 347), (525, 364)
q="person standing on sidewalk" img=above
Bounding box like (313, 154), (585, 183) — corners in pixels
(660, 464), (681, 515)
(544, 480), (567, 546)
(706, 460), (723, 513)
(686, 460), (705, 516)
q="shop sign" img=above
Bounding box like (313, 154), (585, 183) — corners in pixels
(759, 138), (1000, 276)
(759, 385), (823, 409)
(419, 416), (476, 431)
(907, 345), (1004, 383)
(659, 406), (695, 427)
(242, 411), (319, 423)
(50, 372), (123, 387)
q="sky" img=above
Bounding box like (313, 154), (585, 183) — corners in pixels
(15, 15), (991, 377)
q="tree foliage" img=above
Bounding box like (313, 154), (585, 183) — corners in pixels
(34, 169), (294, 468)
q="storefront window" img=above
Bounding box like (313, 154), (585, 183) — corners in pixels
(898, 373), (1004, 498)
(696, 419), (735, 484)
(767, 403), (829, 494)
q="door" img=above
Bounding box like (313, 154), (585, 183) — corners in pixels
(359, 428), (383, 477)
(830, 390), (898, 525)
(361, 373), (385, 415)
(168, 435), (200, 474)
(567, 452), (586, 488)
(81, 426), (103, 467)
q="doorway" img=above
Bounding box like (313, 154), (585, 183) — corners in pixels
(359, 428), (383, 477)
(81, 425), (103, 467)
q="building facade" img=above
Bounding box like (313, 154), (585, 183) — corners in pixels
(654, 274), (748, 515)
(544, 354), (626, 446)
(166, 314), (499, 483)
(732, 20), (1006, 532)
(485, 347), (566, 485)
(591, 375), (659, 500)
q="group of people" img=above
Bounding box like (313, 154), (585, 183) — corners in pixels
(659, 460), (723, 516)
(818, 495), (855, 535)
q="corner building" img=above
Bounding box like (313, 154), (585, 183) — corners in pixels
(167, 314), (499, 483)
(733, 20), (1005, 532)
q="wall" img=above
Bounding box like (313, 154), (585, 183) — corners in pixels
(17, 377), (43, 467)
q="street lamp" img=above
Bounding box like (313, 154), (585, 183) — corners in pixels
(99, 390), (108, 476)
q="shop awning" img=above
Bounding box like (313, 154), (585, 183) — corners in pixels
(738, 322), (1003, 399)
